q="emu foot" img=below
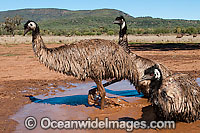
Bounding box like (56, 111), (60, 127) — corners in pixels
(88, 88), (100, 106)
(88, 88), (130, 107)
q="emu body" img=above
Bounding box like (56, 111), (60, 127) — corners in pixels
(142, 65), (200, 122)
(33, 36), (135, 81)
(112, 16), (172, 97)
(24, 20), (137, 109)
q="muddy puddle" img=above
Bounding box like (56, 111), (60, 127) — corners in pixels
(10, 78), (200, 132)
(11, 80), (144, 132)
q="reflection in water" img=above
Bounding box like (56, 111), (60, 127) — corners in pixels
(11, 80), (142, 132)
(10, 78), (200, 132)
(27, 80), (143, 107)
(196, 78), (200, 86)
(26, 78), (200, 107)
(27, 95), (89, 106)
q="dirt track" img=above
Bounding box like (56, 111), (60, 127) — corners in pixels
(0, 39), (200, 132)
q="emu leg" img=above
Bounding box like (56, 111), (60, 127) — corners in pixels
(94, 79), (106, 110)
(88, 78), (130, 108)
(88, 78), (122, 105)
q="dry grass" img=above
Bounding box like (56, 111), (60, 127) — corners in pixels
(0, 34), (200, 45)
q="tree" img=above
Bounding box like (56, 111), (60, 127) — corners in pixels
(175, 27), (182, 34)
(185, 27), (198, 35)
(4, 16), (22, 36)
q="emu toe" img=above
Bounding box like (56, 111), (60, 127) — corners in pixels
(88, 88), (101, 105)
(88, 88), (130, 107)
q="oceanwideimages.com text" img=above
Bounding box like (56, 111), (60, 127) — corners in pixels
(24, 116), (176, 131)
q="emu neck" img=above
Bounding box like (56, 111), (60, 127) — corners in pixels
(149, 75), (163, 99)
(119, 25), (130, 53)
(150, 78), (162, 90)
(31, 28), (47, 57)
(32, 26), (40, 39)
(119, 24), (127, 38)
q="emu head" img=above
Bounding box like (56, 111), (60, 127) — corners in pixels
(141, 64), (162, 82)
(113, 16), (127, 30)
(24, 20), (39, 35)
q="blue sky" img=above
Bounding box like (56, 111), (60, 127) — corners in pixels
(1, 0), (200, 20)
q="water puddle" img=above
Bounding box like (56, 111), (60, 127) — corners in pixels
(11, 78), (200, 132)
(11, 80), (142, 132)
(196, 78), (200, 86)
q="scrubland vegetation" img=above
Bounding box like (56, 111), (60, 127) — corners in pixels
(0, 8), (200, 36)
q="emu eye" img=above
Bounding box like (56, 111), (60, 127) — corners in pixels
(150, 73), (154, 76)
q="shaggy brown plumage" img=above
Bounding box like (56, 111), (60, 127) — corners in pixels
(24, 20), (138, 109)
(142, 65), (200, 122)
(131, 53), (172, 97)
(112, 16), (172, 97)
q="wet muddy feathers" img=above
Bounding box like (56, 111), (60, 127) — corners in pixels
(142, 65), (200, 122)
(24, 20), (138, 109)
(112, 16), (172, 97)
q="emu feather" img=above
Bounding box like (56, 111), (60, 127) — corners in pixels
(24, 20), (138, 109)
(143, 65), (200, 122)
(113, 16), (172, 97)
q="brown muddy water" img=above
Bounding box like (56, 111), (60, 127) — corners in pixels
(11, 80), (143, 132)
(10, 79), (200, 133)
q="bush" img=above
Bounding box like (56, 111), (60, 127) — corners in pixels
(96, 32), (102, 35)
(186, 27), (198, 35)
(75, 31), (82, 36)
(83, 32), (96, 35)
(107, 30), (114, 35)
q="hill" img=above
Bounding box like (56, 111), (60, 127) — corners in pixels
(0, 8), (200, 35)
(0, 8), (129, 28)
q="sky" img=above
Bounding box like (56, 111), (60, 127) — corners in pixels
(0, 0), (200, 20)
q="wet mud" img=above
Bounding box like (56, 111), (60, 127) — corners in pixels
(1, 43), (200, 132)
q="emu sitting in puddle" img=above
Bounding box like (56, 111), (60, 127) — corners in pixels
(141, 65), (200, 122)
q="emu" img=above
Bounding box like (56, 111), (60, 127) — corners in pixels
(91, 16), (171, 98)
(113, 16), (172, 97)
(113, 16), (130, 53)
(24, 20), (138, 109)
(141, 65), (200, 122)
(88, 16), (172, 105)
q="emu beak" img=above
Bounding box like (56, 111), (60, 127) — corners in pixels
(139, 75), (152, 82)
(24, 28), (30, 36)
(113, 20), (120, 24)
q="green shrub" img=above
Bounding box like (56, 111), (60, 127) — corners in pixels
(107, 30), (114, 35)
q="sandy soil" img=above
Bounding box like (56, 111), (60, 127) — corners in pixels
(1, 34), (200, 45)
(0, 36), (200, 132)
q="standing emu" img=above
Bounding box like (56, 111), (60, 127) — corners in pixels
(107, 16), (172, 97)
(113, 16), (130, 53)
(24, 20), (138, 109)
(141, 65), (200, 122)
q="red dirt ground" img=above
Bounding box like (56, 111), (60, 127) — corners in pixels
(0, 43), (200, 132)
